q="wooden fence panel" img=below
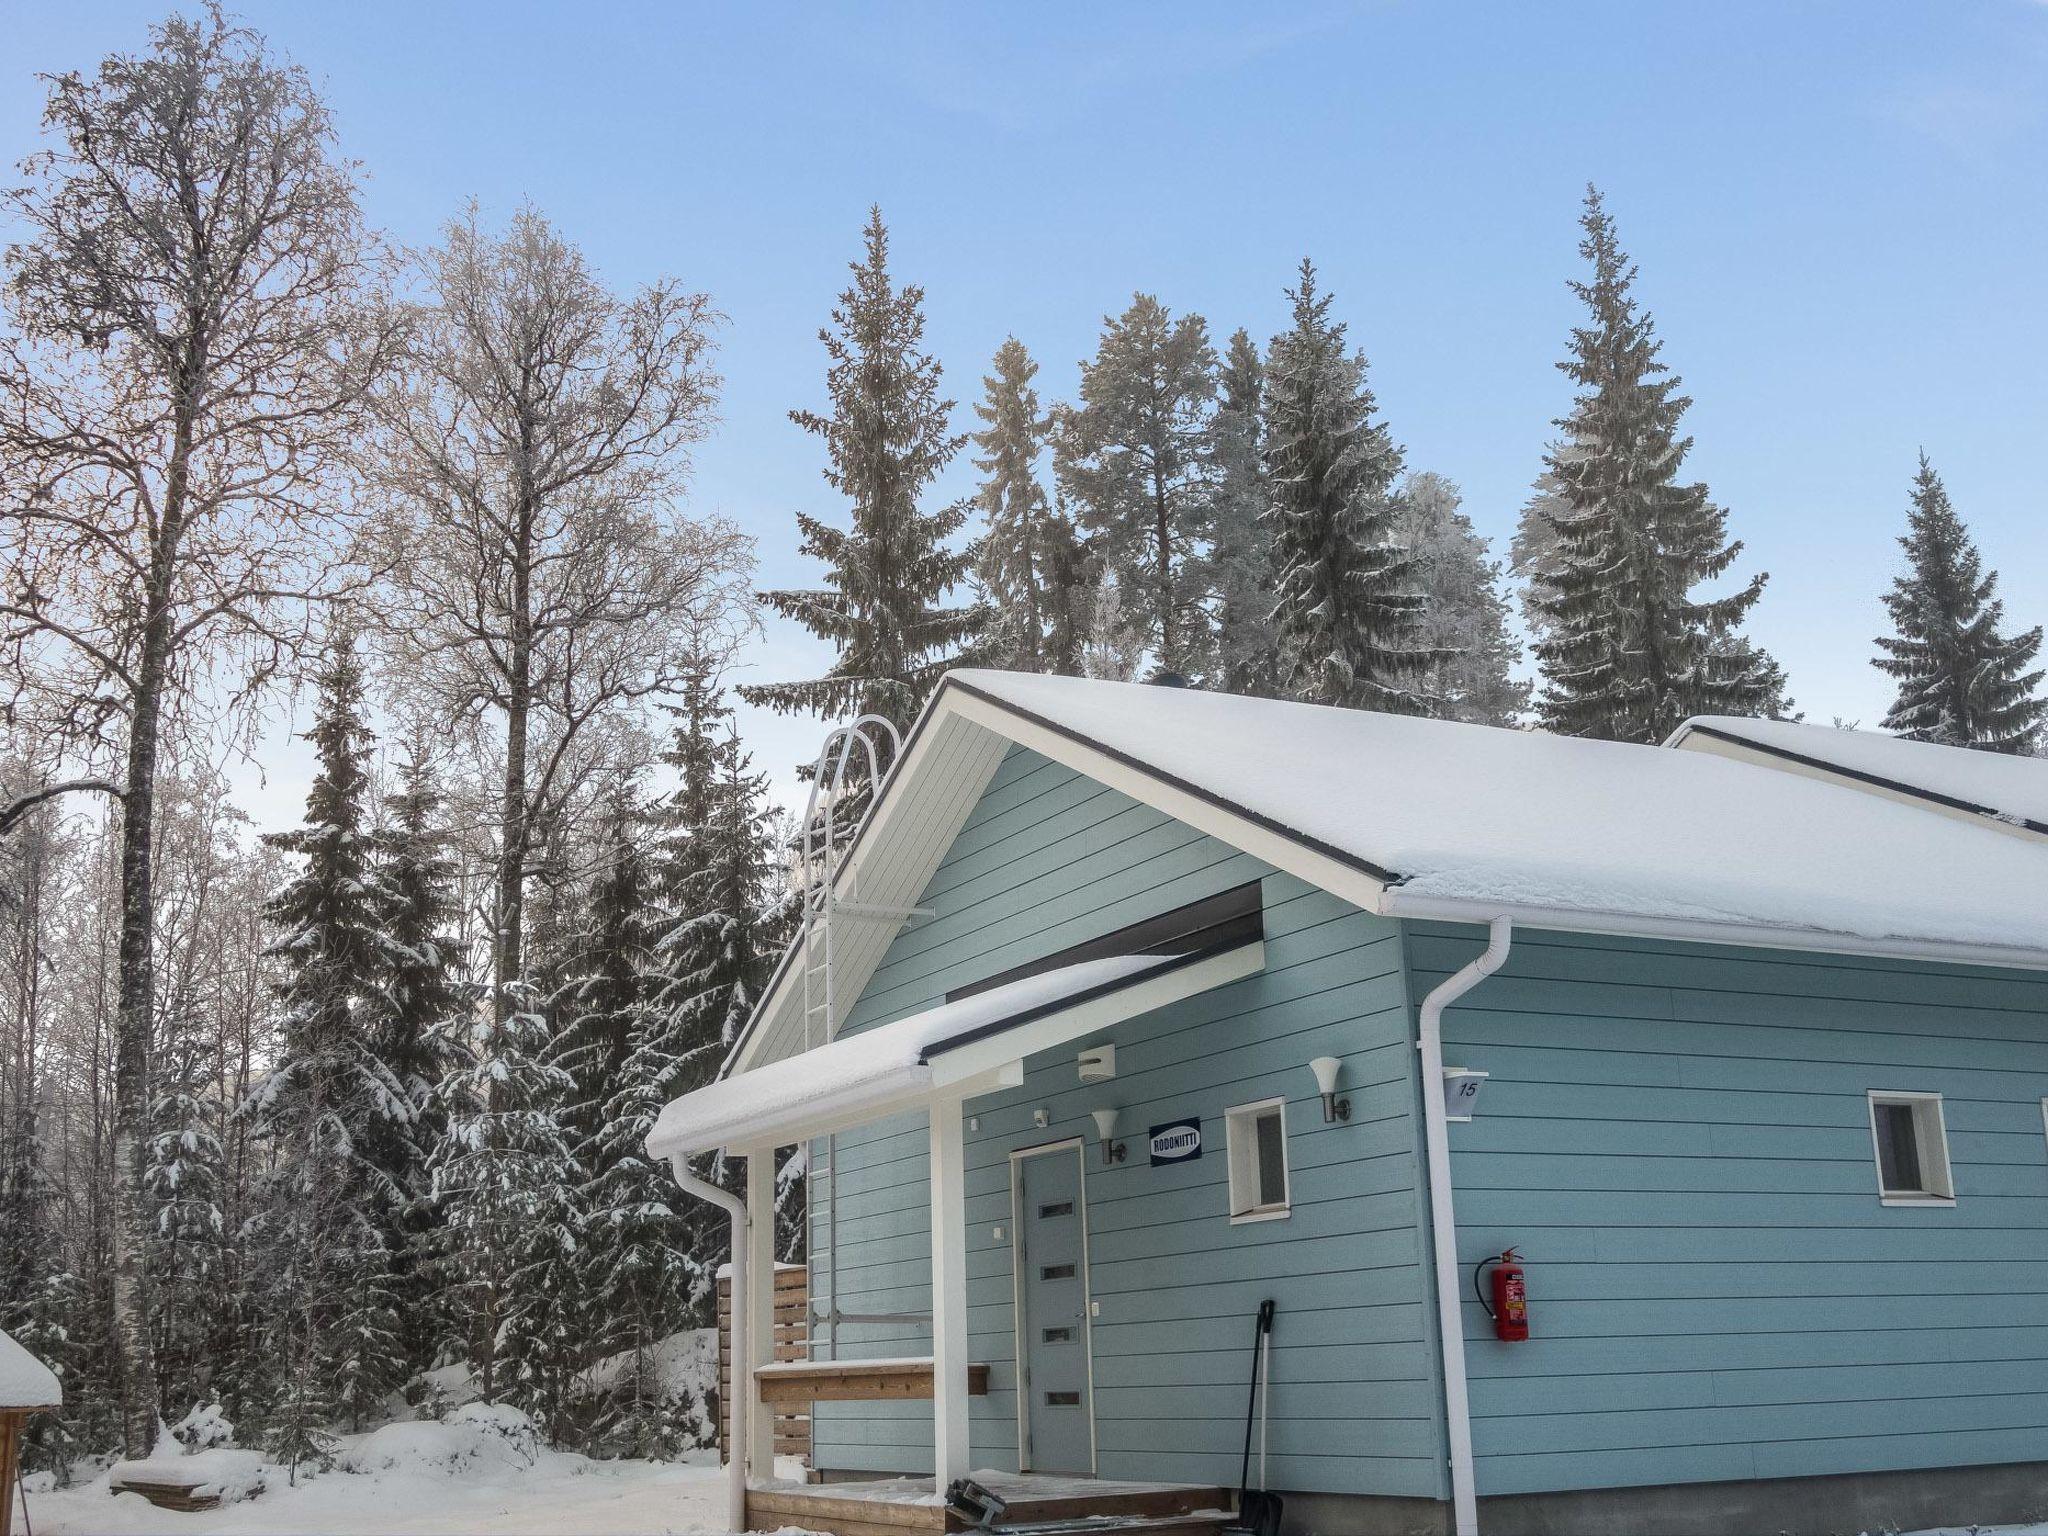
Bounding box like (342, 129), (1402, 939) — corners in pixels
(717, 1264), (811, 1463)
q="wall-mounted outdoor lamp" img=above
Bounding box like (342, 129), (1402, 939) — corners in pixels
(1309, 1055), (1351, 1123)
(1089, 1107), (1127, 1165)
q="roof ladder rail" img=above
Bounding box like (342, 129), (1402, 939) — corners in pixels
(796, 714), (903, 1052)
(798, 715), (904, 1363)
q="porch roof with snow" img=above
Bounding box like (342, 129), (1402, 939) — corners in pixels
(646, 943), (1262, 1160)
(702, 671), (2048, 1086)
(1668, 714), (2048, 838)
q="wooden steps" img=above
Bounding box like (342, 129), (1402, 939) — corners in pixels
(745, 1475), (1232, 1536)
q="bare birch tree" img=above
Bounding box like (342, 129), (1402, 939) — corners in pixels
(0, 10), (398, 1453)
(366, 205), (748, 1036)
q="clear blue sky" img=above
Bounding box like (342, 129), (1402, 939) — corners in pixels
(6, 1), (2046, 820)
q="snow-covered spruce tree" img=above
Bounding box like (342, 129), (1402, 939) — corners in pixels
(1397, 472), (1530, 726)
(145, 1006), (226, 1418)
(1509, 460), (1572, 647)
(971, 337), (1070, 672)
(1206, 328), (1280, 697)
(1039, 486), (1094, 680)
(573, 698), (775, 1456)
(646, 676), (784, 1280)
(427, 797), (581, 1432)
(743, 208), (994, 773)
(244, 635), (412, 1453)
(1529, 187), (1782, 742)
(366, 746), (469, 1377)
(1873, 453), (2046, 752)
(1262, 260), (1438, 713)
(554, 782), (659, 1400)
(1057, 294), (1219, 681)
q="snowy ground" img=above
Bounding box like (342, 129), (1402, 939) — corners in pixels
(21, 1403), (2047, 1536)
(23, 1406), (805, 1536)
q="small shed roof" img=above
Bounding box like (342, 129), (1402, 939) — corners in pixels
(0, 1328), (61, 1410)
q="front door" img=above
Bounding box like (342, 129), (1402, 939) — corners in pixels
(1013, 1141), (1094, 1474)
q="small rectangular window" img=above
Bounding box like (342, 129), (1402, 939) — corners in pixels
(1041, 1327), (1073, 1344)
(1867, 1091), (1954, 1204)
(1045, 1391), (1081, 1406)
(1040, 1263), (1075, 1281)
(1037, 1201), (1073, 1219)
(1225, 1097), (1290, 1222)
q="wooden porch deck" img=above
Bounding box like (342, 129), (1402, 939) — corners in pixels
(745, 1472), (1233, 1536)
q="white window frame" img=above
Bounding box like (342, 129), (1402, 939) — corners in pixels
(1224, 1096), (1291, 1224)
(1866, 1090), (1955, 1207)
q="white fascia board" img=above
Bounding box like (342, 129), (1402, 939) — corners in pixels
(942, 688), (1392, 917)
(1379, 890), (2048, 974)
(927, 941), (1266, 1089)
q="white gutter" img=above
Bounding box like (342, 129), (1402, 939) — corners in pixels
(1381, 891), (2048, 975)
(669, 1158), (750, 1535)
(1417, 915), (1513, 1536)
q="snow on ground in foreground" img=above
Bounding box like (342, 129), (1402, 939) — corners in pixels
(25, 1406), (805, 1536)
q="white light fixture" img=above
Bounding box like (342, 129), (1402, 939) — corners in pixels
(1309, 1055), (1351, 1123)
(1089, 1106), (1127, 1165)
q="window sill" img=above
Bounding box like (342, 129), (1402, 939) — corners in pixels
(1229, 1206), (1291, 1225)
(1879, 1193), (1956, 1208)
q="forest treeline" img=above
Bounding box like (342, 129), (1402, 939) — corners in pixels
(3, 5), (2043, 1483)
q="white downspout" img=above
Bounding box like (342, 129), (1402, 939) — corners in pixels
(1417, 915), (1513, 1536)
(671, 1157), (750, 1535)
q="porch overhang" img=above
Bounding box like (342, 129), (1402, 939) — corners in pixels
(646, 936), (1265, 1161)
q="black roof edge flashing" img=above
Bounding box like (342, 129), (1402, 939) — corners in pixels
(1682, 722), (2047, 837)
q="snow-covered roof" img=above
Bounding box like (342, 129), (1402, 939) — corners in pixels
(0, 1327), (61, 1409)
(721, 672), (2048, 1081)
(945, 671), (2048, 966)
(1670, 715), (2048, 835)
(651, 954), (1199, 1159)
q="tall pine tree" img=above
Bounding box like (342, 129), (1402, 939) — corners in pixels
(367, 747), (468, 1375)
(1206, 328), (1279, 696)
(1057, 294), (1218, 681)
(245, 636), (413, 1458)
(971, 337), (1068, 672)
(1874, 453), (2045, 752)
(1263, 260), (1436, 712)
(743, 208), (993, 763)
(1529, 187), (1781, 741)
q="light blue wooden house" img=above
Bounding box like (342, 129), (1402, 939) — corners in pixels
(649, 672), (2048, 1536)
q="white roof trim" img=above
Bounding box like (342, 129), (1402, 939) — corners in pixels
(653, 942), (1262, 1156)
(1380, 890), (2048, 973)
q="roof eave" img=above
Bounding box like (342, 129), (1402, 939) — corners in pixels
(1380, 888), (2048, 974)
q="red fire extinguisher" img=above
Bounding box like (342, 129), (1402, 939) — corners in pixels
(1475, 1249), (1529, 1342)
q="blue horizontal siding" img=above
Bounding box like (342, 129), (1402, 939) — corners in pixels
(1408, 921), (2048, 1498)
(810, 747), (1444, 1498)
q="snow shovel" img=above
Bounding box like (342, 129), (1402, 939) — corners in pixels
(1221, 1299), (1282, 1536)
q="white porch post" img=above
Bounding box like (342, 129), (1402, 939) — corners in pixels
(745, 1146), (779, 1482)
(928, 1095), (970, 1489)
